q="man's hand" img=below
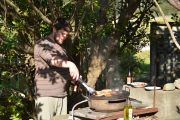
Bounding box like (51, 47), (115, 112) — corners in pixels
(69, 62), (79, 80)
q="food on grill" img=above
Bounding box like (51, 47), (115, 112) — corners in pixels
(94, 89), (117, 97)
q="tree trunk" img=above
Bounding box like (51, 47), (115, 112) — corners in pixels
(87, 36), (118, 87)
(87, 0), (141, 87)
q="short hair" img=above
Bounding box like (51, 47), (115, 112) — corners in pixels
(53, 17), (71, 32)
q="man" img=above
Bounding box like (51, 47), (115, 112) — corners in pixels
(34, 17), (79, 120)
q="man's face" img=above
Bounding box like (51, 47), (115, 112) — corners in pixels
(55, 30), (69, 44)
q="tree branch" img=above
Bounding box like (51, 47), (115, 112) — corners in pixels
(27, 0), (52, 24)
(168, 0), (180, 11)
(154, 0), (180, 50)
(2, 0), (52, 24)
(4, 0), (21, 16)
(117, 0), (141, 29)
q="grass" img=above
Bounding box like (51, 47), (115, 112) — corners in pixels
(135, 50), (150, 64)
(134, 50), (150, 82)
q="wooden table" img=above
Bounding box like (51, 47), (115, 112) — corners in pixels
(70, 107), (158, 120)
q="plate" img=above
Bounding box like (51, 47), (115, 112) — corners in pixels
(130, 82), (148, 88)
(144, 86), (161, 91)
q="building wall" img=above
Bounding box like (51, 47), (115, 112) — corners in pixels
(127, 86), (180, 120)
(150, 22), (180, 87)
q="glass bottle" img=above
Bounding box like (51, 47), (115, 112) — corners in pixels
(124, 98), (133, 120)
(127, 69), (132, 84)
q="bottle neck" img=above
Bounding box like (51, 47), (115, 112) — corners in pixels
(128, 70), (131, 77)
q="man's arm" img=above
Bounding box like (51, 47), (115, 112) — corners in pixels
(37, 40), (80, 80)
(51, 59), (79, 80)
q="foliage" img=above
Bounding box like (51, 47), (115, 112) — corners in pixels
(119, 49), (143, 77)
(0, 16), (34, 119)
(118, 50), (151, 83)
(134, 51), (150, 80)
(0, 88), (33, 120)
(135, 51), (150, 64)
(0, 0), (179, 118)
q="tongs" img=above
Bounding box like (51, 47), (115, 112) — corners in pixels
(77, 75), (96, 94)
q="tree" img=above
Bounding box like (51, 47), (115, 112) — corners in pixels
(0, 0), (157, 89)
(3, 0), (174, 118)
(85, 0), (155, 87)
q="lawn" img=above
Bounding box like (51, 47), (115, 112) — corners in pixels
(134, 50), (150, 82)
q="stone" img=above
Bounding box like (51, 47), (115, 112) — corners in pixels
(52, 115), (69, 120)
(163, 83), (175, 91)
(174, 79), (180, 89)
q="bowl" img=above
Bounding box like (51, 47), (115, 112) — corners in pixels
(130, 82), (148, 88)
(145, 86), (161, 91)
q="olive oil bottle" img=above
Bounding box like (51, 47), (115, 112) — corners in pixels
(123, 98), (133, 120)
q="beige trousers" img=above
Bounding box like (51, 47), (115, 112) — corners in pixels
(35, 96), (67, 120)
